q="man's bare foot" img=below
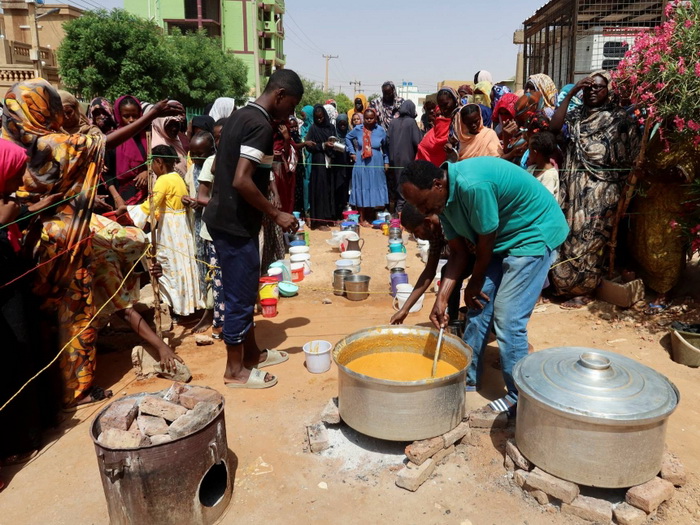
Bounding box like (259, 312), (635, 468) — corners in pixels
(192, 310), (213, 334)
(360, 220), (372, 228)
(224, 367), (275, 385)
(560, 296), (593, 310)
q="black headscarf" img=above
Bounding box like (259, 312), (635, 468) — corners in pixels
(306, 104), (336, 144)
(192, 115), (215, 134)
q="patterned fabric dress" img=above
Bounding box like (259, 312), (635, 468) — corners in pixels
(2, 79), (106, 406)
(551, 88), (641, 297)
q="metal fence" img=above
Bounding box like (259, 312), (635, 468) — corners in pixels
(523, 0), (667, 87)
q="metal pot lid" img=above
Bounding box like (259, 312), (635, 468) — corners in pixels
(513, 347), (679, 422)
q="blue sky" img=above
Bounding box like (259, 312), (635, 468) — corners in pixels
(60, 0), (547, 96)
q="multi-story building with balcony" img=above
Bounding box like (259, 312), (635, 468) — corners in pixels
(124, 0), (286, 94)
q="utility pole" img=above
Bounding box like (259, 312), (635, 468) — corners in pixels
(26, 0), (42, 78)
(349, 79), (362, 96)
(322, 54), (338, 92)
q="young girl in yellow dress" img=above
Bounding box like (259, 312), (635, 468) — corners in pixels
(129, 144), (204, 317)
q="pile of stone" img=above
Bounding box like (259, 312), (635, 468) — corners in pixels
(504, 438), (687, 524)
(306, 399), (507, 492)
(96, 383), (223, 449)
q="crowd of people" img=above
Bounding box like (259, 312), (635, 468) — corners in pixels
(0, 64), (642, 478)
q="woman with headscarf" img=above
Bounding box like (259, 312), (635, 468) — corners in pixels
(501, 92), (545, 164)
(473, 81), (493, 108)
(525, 73), (558, 118)
(493, 93), (519, 137)
(324, 103), (338, 126)
(334, 113), (351, 215)
(152, 115), (189, 176)
(478, 105), (493, 128)
(114, 95), (149, 205)
(3, 79), (106, 408)
(387, 100), (421, 212)
(556, 83), (583, 114)
(208, 97), (236, 121)
(58, 90), (99, 135)
(345, 108), (389, 226)
(453, 104), (503, 160)
(458, 85), (473, 106)
(88, 97), (117, 134)
(474, 70), (493, 84)
(348, 94), (368, 127)
(190, 115), (215, 138)
(549, 71), (641, 306)
(305, 105), (343, 230)
(416, 87), (459, 166)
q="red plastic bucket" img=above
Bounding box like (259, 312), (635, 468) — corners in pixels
(260, 298), (278, 318)
(291, 264), (304, 282)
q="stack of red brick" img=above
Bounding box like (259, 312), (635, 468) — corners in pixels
(504, 438), (687, 524)
(96, 383), (223, 449)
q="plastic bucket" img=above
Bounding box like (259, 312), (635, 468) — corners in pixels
(290, 253), (312, 275)
(342, 210), (355, 221)
(268, 261), (291, 282)
(303, 340), (332, 373)
(393, 283), (424, 313)
(291, 263), (304, 282)
(289, 245), (310, 255)
(261, 298), (278, 318)
(259, 277), (279, 300)
(388, 243), (406, 253)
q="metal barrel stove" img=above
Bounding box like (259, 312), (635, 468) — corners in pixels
(90, 392), (232, 525)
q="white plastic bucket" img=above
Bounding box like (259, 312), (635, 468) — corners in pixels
(392, 283), (424, 313)
(289, 245), (310, 255)
(386, 252), (408, 269)
(303, 340), (332, 373)
(290, 253), (312, 275)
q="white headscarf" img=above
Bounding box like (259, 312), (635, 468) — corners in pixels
(209, 97), (236, 121)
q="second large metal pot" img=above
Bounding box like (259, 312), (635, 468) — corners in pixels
(333, 325), (472, 441)
(514, 347), (679, 488)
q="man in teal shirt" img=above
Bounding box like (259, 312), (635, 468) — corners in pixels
(400, 158), (569, 415)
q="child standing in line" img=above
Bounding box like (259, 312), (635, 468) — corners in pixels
(527, 131), (561, 204)
(129, 144), (204, 318)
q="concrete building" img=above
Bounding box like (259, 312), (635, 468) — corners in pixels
(124, 0), (286, 94)
(0, 2), (81, 89)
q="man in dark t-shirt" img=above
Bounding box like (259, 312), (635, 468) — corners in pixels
(203, 69), (303, 389)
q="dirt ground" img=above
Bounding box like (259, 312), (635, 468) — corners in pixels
(2, 227), (700, 525)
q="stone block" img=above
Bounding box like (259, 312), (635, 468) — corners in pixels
(614, 502), (648, 525)
(504, 454), (515, 472)
(442, 421), (471, 447)
(561, 495), (613, 523)
(136, 415), (169, 437)
(319, 397), (341, 425)
(98, 399), (138, 432)
(660, 452), (686, 487)
(526, 467), (579, 504)
(149, 434), (173, 446)
(168, 402), (218, 440)
(514, 469), (528, 488)
(433, 445), (455, 465)
(468, 408), (508, 429)
(307, 423), (329, 453)
(178, 386), (222, 410)
(529, 489), (552, 506)
(505, 439), (532, 471)
(139, 395), (187, 422)
(405, 437), (444, 466)
(163, 382), (187, 403)
(626, 477), (674, 514)
(194, 334), (214, 346)
(396, 458), (435, 492)
(98, 428), (148, 449)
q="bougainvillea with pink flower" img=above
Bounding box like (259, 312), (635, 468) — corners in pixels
(615, 0), (700, 147)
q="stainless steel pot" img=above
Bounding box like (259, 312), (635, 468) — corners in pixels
(333, 325), (472, 441)
(514, 347), (679, 488)
(332, 269), (352, 296)
(343, 274), (370, 301)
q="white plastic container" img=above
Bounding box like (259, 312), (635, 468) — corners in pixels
(289, 245), (310, 255)
(393, 283), (425, 313)
(340, 250), (362, 260)
(303, 340), (332, 373)
(290, 253), (312, 274)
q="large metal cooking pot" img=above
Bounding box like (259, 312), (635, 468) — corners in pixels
(333, 325), (472, 441)
(514, 347), (679, 488)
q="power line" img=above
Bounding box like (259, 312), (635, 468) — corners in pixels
(285, 12), (324, 55)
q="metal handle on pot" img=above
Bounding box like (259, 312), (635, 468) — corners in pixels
(209, 441), (220, 463)
(99, 453), (130, 482)
(578, 352), (612, 371)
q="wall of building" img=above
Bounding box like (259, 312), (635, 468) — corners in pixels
(0, 2), (83, 51)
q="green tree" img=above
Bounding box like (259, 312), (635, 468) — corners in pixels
(166, 29), (248, 108)
(58, 9), (176, 101)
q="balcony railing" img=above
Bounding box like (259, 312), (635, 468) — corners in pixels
(0, 40), (57, 67)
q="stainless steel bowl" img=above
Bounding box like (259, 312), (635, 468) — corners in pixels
(333, 325), (472, 441)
